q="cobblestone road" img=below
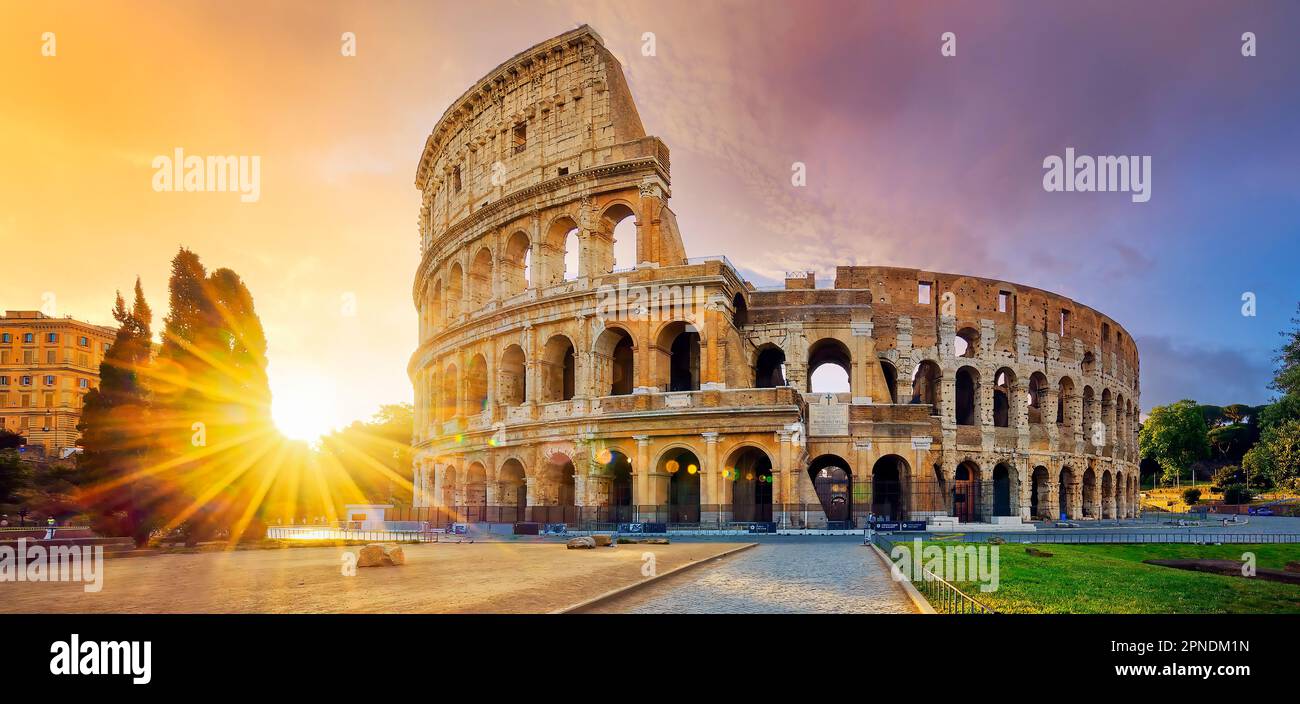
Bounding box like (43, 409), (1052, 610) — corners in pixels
(584, 540), (916, 614)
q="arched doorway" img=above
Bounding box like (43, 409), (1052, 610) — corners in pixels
(1082, 468), (1097, 518)
(662, 449), (700, 523)
(1058, 466), (1076, 519)
(879, 360), (899, 403)
(727, 447), (773, 522)
(809, 454), (853, 525)
(594, 327), (634, 396)
(1029, 465), (1050, 519)
(541, 335), (576, 402)
(955, 366), (979, 426)
(598, 449), (633, 523)
(992, 463), (1013, 517)
(535, 452), (575, 524)
(754, 344), (786, 388)
(953, 460), (982, 522)
(497, 459), (526, 523)
(1101, 470), (1114, 519)
(657, 322), (700, 392)
(808, 338), (851, 394)
(465, 462), (487, 522)
(871, 455), (908, 521)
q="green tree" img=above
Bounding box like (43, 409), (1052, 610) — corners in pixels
(0, 449), (33, 509)
(1139, 400), (1210, 484)
(1242, 419), (1300, 489)
(76, 280), (157, 545)
(1272, 303), (1300, 398)
(320, 403), (414, 505)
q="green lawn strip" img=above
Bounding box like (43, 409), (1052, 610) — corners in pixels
(903, 542), (1300, 614)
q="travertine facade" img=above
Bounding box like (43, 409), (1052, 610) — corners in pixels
(409, 26), (1140, 526)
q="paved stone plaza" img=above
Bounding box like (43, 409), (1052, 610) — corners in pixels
(583, 539), (916, 614)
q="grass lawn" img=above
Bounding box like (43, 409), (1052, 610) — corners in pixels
(919, 542), (1300, 614)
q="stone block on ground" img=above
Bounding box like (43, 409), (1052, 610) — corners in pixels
(357, 543), (405, 567)
(567, 536), (596, 549)
(591, 534), (613, 547)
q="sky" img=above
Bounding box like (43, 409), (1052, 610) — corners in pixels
(2, 0), (1297, 432)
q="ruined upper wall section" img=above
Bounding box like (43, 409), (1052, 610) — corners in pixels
(414, 25), (654, 249)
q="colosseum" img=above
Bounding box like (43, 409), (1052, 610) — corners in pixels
(408, 25), (1141, 530)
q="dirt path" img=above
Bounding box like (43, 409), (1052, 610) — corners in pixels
(0, 541), (745, 614)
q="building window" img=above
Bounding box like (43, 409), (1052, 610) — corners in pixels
(23, 333), (34, 344)
(512, 123), (527, 154)
(998, 291), (1010, 313)
(46, 351), (55, 364)
(1060, 309), (1070, 336)
(21, 376), (32, 386)
(1, 333), (9, 343)
(47, 333), (58, 344)
(44, 375), (55, 386)
(79, 336), (89, 346)
(557, 166), (568, 177)
(102, 343), (110, 353)
(917, 281), (932, 305)
(79, 378), (89, 389)
(0, 376), (7, 386)
(452, 165), (462, 193)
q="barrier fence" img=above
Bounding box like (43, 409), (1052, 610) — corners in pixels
(871, 532), (996, 614)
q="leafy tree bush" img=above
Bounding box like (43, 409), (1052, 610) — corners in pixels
(1222, 484), (1253, 505)
(1181, 488), (1202, 505)
(1139, 400), (1210, 483)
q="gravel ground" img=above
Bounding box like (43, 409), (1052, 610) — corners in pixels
(582, 540), (916, 614)
(0, 541), (743, 614)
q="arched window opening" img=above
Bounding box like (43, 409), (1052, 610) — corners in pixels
(562, 227), (580, 280)
(809, 454), (854, 525)
(498, 459), (527, 522)
(541, 335), (575, 402)
(446, 263), (464, 319)
(469, 247), (493, 310)
(1081, 351), (1096, 375)
(499, 345), (527, 407)
(732, 293), (749, 328)
(657, 321), (700, 392)
(504, 231), (532, 295)
(466, 354), (489, 415)
(993, 464), (1013, 517)
(808, 338), (851, 394)
(911, 361), (941, 408)
(1030, 465), (1050, 519)
(993, 368), (1014, 427)
(727, 447), (773, 522)
(1057, 377), (1075, 425)
(1027, 372), (1048, 424)
(955, 366), (979, 426)
(594, 327), (635, 396)
(754, 344), (786, 388)
(602, 450), (634, 523)
(953, 460), (982, 521)
(662, 449), (701, 523)
(439, 365), (458, 422)
(955, 327), (978, 358)
(603, 203), (638, 272)
(879, 360), (899, 403)
(871, 455), (909, 521)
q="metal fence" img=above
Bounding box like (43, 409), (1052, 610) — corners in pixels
(1014, 532), (1300, 544)
(871, 533), (996, 614)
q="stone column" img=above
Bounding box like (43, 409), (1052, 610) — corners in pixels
(633, 435), (650, 509)
(701, 431), (720, 523)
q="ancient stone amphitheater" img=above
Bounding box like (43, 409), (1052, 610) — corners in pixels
(409, 25), (1140, 529)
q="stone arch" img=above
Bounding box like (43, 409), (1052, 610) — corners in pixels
(502, 230), (532, 295)
(497, 458), (527, 522)
(1057, 376), (1077, 429)
(499, 344), (527, 407)
(1059, 464), (1079, 519)
(1101, 388), (1114, 449)
(808, 337), (852, 394)
(731, 292), (749, 328)
(594, 447), (634, 522)
(878, 358), (899, 403)
(440, 362), (459, 421)
(1083, 385), (1097, 443)
(543, 214), (580, 284)
(955, 326), (979, 358)
(536, 450), (577, 517)
(658, 446), (701, 523)
(1029, 465), (1051, 519)
(911, 360), (942, 409)
(426, 279), (443, 336)
(600, 201), (638, 272)
(993, 367), (1016, 427)
(955, 365), (980, 426)
(592, 325), (635, 396)
(540, 334), (576, 402)
(1101, 468), (1115, 519)
(1114, 469), (1127, 519)
(871, 454), (910, 521)
(809, 454), (854, 524)
(992, 462), (1015, 517)
(465, 461), (488, 517)
(953, 459), (983, 521)
(446, 262), (464, 318)
(754, 343), (786, 388)
(465, 353), (489, 415)
(1082, 466), (1098, 518)
(468, 246), (494, 310)
(1027, 371), (1049, 424)
(655, 320), (700, 392)
(725, 445), (773, 522)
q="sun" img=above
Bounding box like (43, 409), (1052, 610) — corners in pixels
(271, 374), (340, 442)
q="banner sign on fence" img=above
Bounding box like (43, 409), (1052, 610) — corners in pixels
(871, 520), (927, 531)
(542, 523), (568, 535)
(901, 521), (927, 531)
(746, 522), (777, 534)
(618, 522), (667, 534)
